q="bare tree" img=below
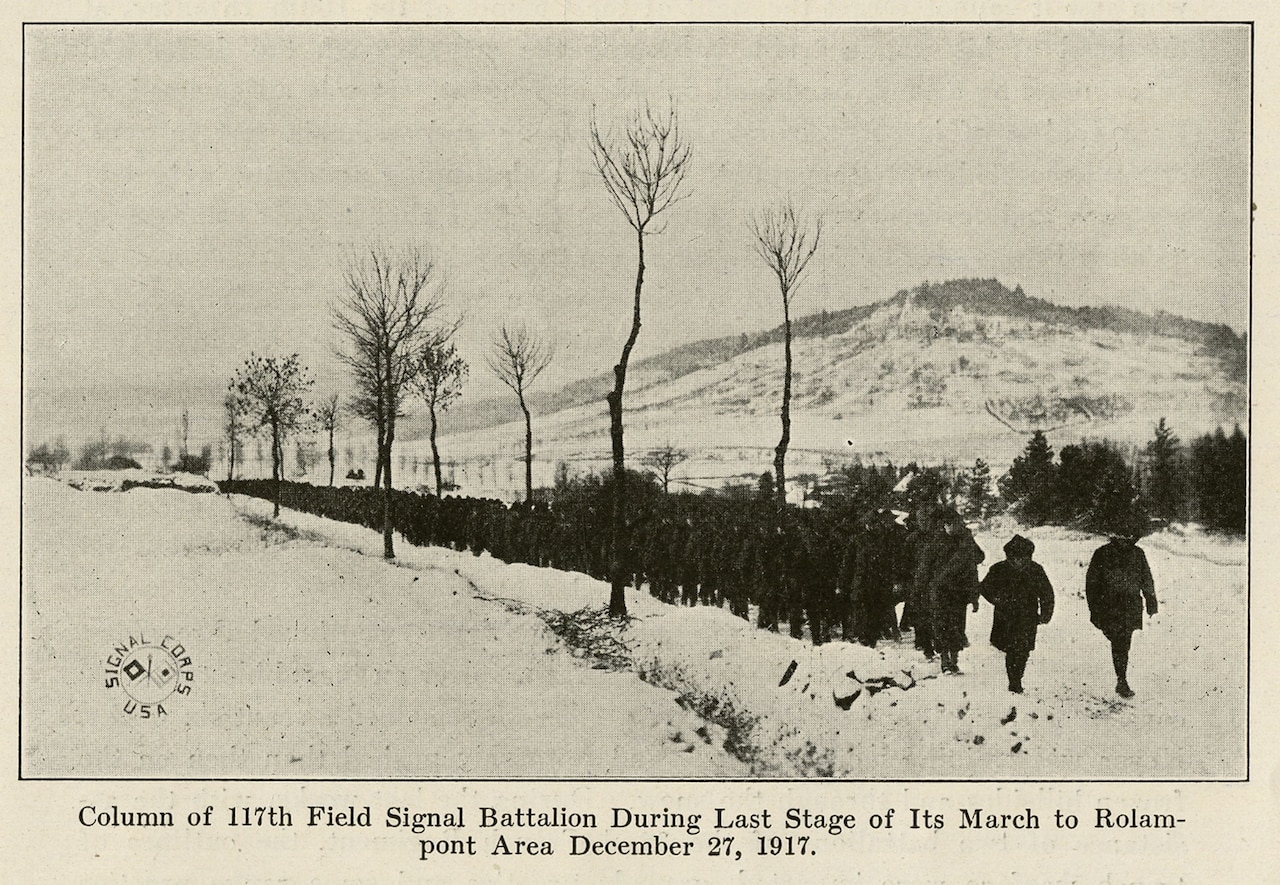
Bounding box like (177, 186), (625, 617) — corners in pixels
(223, 392), (247, 484)
(641, 444), (690, 495)
(314, 394), (340, 487)
(411, 332), (467, 497)
(487, 323), (554, 502)
(334, 248), (445, 558)
(230, 353), (313, 517)
(590, 101), (692, 617)
(749, 200), (822, 508)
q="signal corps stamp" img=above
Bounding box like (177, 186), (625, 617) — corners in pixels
(103, 634), (194, 718)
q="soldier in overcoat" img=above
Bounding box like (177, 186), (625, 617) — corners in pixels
(980, 534), (1055, 693)
(723, 520), (752, 620)
(797, 510), (838, 644)
(914, 507), (985, 673)
(856, 509), (908, 646)
(1085, 528), (1158, 698)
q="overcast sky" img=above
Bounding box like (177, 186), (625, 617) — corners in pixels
(23, 24), (1250, 440)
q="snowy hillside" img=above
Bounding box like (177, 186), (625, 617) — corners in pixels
(417, 280), (1246, 499)
(21, 478), (1247, 779)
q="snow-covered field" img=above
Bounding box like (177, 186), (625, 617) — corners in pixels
(21, 477), (1246, 779)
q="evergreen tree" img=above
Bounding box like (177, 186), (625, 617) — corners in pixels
(1226, 424), (1248, 533)
(904, 466), (953, 514)
(757, 470), (775, 501)
(52, 437), (70, 472)
(999, 430), (1056, 525)
(964, 458), (994, 520)
(821, 460), (896, 515)
(1056, 440), (1143, 534)
(26, 443), (56, 472)
(1191, 425), (1247, 533)
(1143, 417), (1186, 521)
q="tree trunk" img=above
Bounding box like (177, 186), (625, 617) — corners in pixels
(520, 394), (533, 502)
(608, 229), (646, 618)
(226, 436), (236, 485)
(271, 421), (281, 518)
(430, 405), (443, 497)
(328, 425), (336, 487)
(382, 421), (396, 559)
(774, 293), (792, 509)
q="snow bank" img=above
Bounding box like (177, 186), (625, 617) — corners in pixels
(62, 468), (219, 493)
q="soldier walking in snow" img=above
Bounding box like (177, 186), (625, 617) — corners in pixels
(980, 534), (1055, 693)
(860, 509), (908, 646)
(914, 507), (985, 673)
(1085, 525), (1158, 699)
(724, 520), (752, 620)
(797, 510), (838, 644)
(901, 509), (931, 653)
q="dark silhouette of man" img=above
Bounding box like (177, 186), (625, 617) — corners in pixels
(1085, 527), (1158, 698)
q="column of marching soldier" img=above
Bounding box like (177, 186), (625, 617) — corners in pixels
(225, 481), (1157, 698)
(394, 492), (1158, 699)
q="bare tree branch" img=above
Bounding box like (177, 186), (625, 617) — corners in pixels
(749, 199), (823, 507)
(640, 444), (690, 495)
(409, 329), (468, 497)
(333, 246), (447, 556)
(486, 323), (553, 396)
(589, 101), (692, 235)
(749, 199), (824, 306)
(488, 323), (554, 501)
(229, 353), (314, 516)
